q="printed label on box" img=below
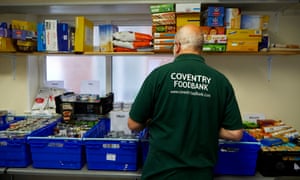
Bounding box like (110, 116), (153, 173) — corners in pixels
(106, 153), (116, 161)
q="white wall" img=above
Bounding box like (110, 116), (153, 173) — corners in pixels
(205, 54), (300, 131)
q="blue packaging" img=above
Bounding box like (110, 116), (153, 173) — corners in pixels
(57, 23), (69, 52)
(37, 23), (46, 52)
(206, 6), (225, 17)
(205, 16), (224, 27)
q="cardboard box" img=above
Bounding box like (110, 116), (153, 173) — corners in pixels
(241, 15), (269, 30)
(152, 25), (176, 33)
(204, 16), (224, 27)
(109, 111), (131, 134)
(57, 23), (69, 52)
(152, 12), (176, 25)
(204, 6), (225, 17)
(200, 26), (225, 35)
(37, 23), (46, 52)
(202, 44), (226, 52)
(11, 20), (36, 32)
(176, 13), (200, 29)
(176, 3), (201, 13)
(153, 38), (174, 45)
(0, 37), (16, 52)
(45, 19), (58, 51)
(153, 44), (173, 53)
(225, 8), (241, 29)
(99, 24), (118, 52)
(0, 28), (11, 38)
(150, 4), (175, 14)
(226, 40), (259, 52)
(226, 29), (262, 41)
(153, 32), (176, 39)
(74, 16), (94, 53)
(203, 34), (227, 44)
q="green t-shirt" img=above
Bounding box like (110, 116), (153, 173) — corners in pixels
(129, 54), (243, 180)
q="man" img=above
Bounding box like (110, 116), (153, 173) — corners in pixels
(128, 24), (243, 180)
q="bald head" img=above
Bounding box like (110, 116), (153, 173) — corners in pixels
(174, 24), (203, 55)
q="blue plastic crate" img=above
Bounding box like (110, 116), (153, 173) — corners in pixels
(84, 139), (139, 171)
(140, 139), (149, 166)
(28, 137), (85, 169)
(0, 137), (31, 167)
(28, 119), (87, 170)
(0, 117), (59, 168)
(214, 131), (261, 176)
(84, 118), (139, 171)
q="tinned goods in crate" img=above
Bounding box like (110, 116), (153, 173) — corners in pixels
(55, 92), (114, 122)
(28, 118), (103, 170)
(214, 131), (261, 176)
(83, 118), (140, 171)
(257, 143), (300, 176)
(0, 116), (59, 167)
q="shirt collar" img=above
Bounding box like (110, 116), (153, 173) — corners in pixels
(174, 54), (205, 63)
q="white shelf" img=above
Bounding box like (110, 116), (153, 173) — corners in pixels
(0, 0), (298, 15)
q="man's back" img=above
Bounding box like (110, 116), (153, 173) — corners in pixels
(128, 24), (243, 180)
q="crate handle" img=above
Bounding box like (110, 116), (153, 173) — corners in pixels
(64, 143), (81, 148)
(86, 144), (101, 149)
(122, 145), (136, 150)
(8, 143), (23, 147)
(30, 143), (47, 147)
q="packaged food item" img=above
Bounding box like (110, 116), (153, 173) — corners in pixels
(175, 3), (201, 13)
(74, 16), (94, 52)
(225, 8), (241, 29)
(241, 15), (269, 30)
(150, 4), (175, 14)
(99, 24), (118, 52)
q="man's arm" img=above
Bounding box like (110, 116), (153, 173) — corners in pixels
(219, 128), (243, 141)
(128, 117), (146, 132)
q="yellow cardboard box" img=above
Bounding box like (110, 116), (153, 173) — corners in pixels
(176, 13), (200, 29)
(226, 29), (262, 41)
(0, 37), (16, 52)
(74, 16), (94, 53)
(226, 40), (259, 52)
(225, 8), (241, 29)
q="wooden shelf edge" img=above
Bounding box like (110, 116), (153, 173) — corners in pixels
(0, 51), (299, 56)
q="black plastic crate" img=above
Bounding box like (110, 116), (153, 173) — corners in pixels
(258, 150), (300, 176)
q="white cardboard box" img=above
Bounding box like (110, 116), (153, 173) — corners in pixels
(45, 19), (58, 51)
(176, 3), (201, 13)
(109, 111), (131, 134)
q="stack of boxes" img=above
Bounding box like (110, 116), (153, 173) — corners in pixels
(175, 3), (201, 30)
(40, 20), (73, 52)
(11, 20), (37, 52)
(150, 4), (176, 53)
(241, 15), (270, 50)
(201, 6), (227, 52)
(225, 8), (264, 52)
